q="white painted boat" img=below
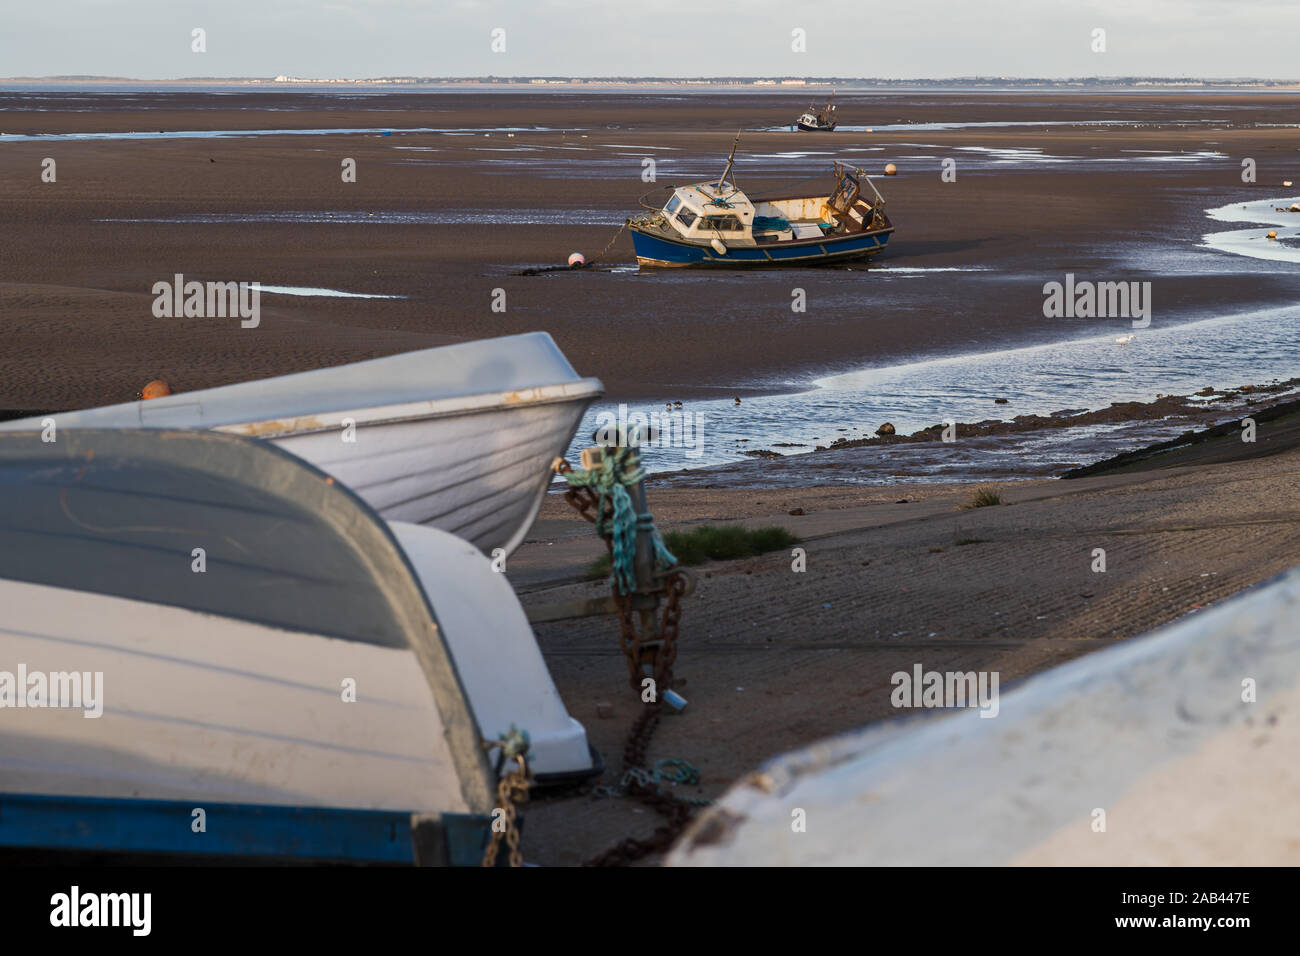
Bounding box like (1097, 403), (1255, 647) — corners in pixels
(390, 520), (597, 781)
(669, 566), (1300, 866)
(0, 332), (602, 557)
(0, 428), (596, 864)
(628, 143), (892, 267)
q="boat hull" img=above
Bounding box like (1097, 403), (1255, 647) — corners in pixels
(632, 224), (892, 268)
(224, 383), (597, 557)
(0, 333), (602, 557)
(796, 121), (837, 131)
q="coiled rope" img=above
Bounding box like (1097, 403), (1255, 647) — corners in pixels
(561, 437), (676, 595)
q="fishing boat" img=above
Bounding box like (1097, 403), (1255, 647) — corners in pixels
(628, 144), (893, 268)
(0, 428), (597, 864)
(796, 92), (838, 131)
(0, 332), (602, 557)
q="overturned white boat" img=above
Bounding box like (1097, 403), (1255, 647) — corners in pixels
(0, 332), (601, 557)
(0, 428), (596, 864)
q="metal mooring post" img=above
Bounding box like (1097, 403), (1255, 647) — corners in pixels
(629, 432), (662, 672)
(632, 470), (660, 646)
(525, 425), (695, 647)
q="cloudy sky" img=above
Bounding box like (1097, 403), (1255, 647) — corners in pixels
(2, 0), (1296, 79)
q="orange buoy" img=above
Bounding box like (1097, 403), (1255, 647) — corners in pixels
(884, 163), (898, 176)
(1267, 231), (1278, 240)
(141, 380), (172, 400)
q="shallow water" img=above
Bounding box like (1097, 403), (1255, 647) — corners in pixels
(563, 192), (1300, 483)
(0, 126), (577, 143)
(258, 285), (402, 298)
(567, 299), (1300, 482)
(757, 119), (1265, 133)
(1201, 195), (1300, 264)
(97, 209), (627, 226)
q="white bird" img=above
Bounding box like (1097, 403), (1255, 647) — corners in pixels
(1115, 334), (1135, 345)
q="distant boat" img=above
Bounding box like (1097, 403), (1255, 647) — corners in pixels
(0, 428), (597, 864)
(796, 92), (838, 131)
(628, 142), (894, 268)
(0, 333), (602, 557)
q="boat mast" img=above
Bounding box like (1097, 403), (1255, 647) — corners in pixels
(718, 132), (740, 194)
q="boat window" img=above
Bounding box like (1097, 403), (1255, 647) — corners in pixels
(702, 215), (743, 232)
(675, 207), (698, 228)
(665, 195), (681, 216)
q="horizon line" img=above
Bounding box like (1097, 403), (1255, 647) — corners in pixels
(4, 75), (1300, 85)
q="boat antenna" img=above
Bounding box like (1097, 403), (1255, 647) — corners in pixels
(719, 131), (740, 193)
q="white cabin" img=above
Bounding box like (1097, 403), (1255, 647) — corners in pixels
(658, 176), (874, 247)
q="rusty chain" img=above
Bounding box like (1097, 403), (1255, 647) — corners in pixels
(556, 459), (686, 692)
(553, 457), (700, 866)
(481, 737), (532, 868)
(583, 702), (697, 867)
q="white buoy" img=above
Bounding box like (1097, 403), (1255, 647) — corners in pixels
(567, 252), (585, 267)
(710, 238), (727, 255)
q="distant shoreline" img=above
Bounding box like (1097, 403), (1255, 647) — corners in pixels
(5, 77), (1300, 92)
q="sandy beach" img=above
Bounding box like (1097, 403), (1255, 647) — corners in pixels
(2, 87), (1299, 866)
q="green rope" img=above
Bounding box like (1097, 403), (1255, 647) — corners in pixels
(563, 434), (676, 595)
(652, 759), (712, 806)
(652, 758), (698, 785)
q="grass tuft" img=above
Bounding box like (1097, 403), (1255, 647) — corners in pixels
(585, 524), (799, 577)
(960, 487), (1003, 510)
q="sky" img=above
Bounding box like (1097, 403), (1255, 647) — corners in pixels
(2, 0), (1298, 80)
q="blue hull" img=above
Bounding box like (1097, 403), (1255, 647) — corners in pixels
(0, 791), (493, 865)
(631, 227), (892, 267)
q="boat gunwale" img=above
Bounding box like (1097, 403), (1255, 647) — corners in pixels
(215, 377), (604, 440)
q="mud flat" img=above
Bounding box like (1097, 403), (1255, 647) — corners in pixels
(2, 90), (1300, 411)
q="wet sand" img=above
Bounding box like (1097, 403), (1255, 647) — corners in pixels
(2, 90), (1300, 410)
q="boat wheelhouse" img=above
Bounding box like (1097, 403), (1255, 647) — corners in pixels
(628, 147), (893, 268)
